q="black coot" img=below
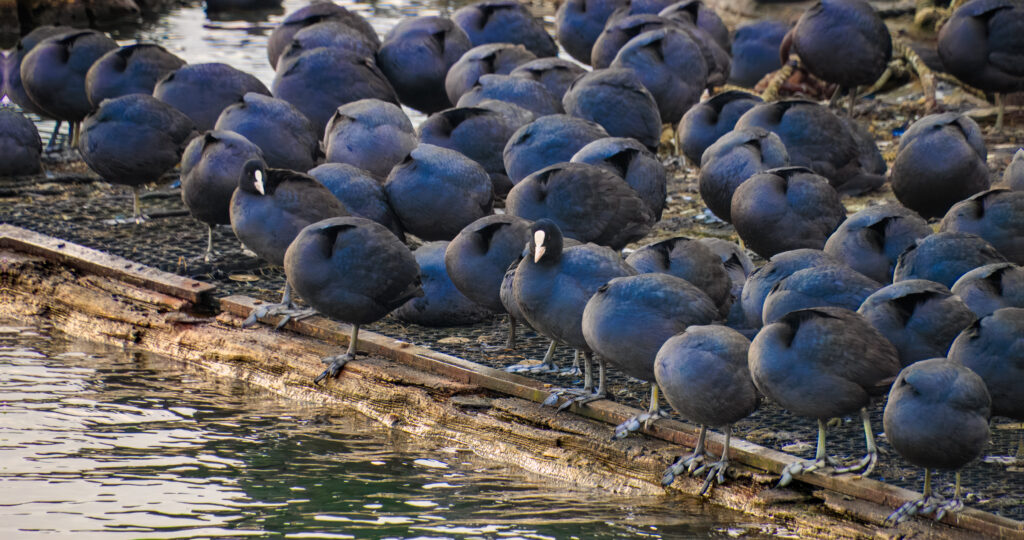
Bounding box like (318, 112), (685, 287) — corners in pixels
(376, 16), (471, 113)
(677, 90), (763, 166)
(506, 162), (654, 250)
(322, 98), (416, 179)
(155, 62), (271, 132)
(394, 241), (494, 326)
(951, 263), (1024, 318)
(749, 307), (900, 486)
(78, 94), (197, 221)
(823, 204), (932, 283)
(231, 159), (349, 324)
(284, 216), (422, 384)
(214, 92), (320, 171)
(180, 130), (265, 260)
(890, 113), (990, 219)
(656, 325), (757, 494)
(84, 43), (185, 107)
(858, 279), (977, 367)
(383, 144), (493, 241)
(883, 358), (991, 523)
(730, 167), (846, 259)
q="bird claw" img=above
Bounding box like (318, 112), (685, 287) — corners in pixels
(698, 459), (729, 496)
(885, 494), (962, 525)
(611, 409), (664, 440)
(778, 457), (829, 487)
(506, 361), (559, 374)
(543, 388), (606, 411)
(243, 303), (315, 329)
(661, 449), (710, 487)
(832, 450), (877, 477)
(313, 353), (356, 385)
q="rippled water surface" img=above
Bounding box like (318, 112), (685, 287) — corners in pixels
(0, 322), (774, 539)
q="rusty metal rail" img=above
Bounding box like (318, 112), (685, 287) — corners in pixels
(2, 224), (1021, 539)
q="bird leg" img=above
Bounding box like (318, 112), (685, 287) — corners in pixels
(70, 121), (81, 149)
(505, 314), (518, 349)
(242, 282), (318, 329)
(564, 349), (582, 376)
(662, 425), (711, 486)
(829, 85), (844, 108)
(545, 352), (608, 411)
(698, 425), (733, 496)
(506, 339), (559, 373)
(314, 324), (360, 384)
(44, 120), (64, 151)
(847, 86), (859, 118)
(779, 419), (833, 486)
(198, 224), (217, 263)
(995, 93), (1005, 133)
(832, 408), (878, 477)
(886, 470), (965, 524)
(612, 383), (666, 439)
(131, 186), (149, 224)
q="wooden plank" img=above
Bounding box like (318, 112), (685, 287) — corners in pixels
(0, 224), (216, 304)
(219, 296), (1022, 539)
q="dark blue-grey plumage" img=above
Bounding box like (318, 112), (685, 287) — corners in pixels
(19, 30), (117, 125)
(894, 232), (1008, 288)
(890, 113), (989, 219)
(456, 73), (562, 117)
(84, 43), (185, 108)
(762, 264), (881, 324)
(729, 20), (789, 87)
(697, 127), (789, 222)
(571, 137), (667, 220)
(948, 307), (1024, 421)
(445, 214), (533, 313)
(266, 1), (379, 69)
(734, 100), (886, 194)
(376, 16), (471, 114)
(741, 248), (839, 329)
(0, 107), (42, 176)
(859, 279), (977, 367)
(215, 92), (320, 171)
(307, 163), (405, 241)
(445, 43), (537, 105)
(419, 106), (532, 198)
(940, 188), (1024, 265)
(562, 68), (662, 151)
(555, 0), (630, 65)
(678, 90), (763, 165)
(230, 160), (349, 268)
(181, 130), (265, 228)
(506, 162), (654, 250)
(824, 204), (932, 283)
(322, 98), (415, 178)
(395, 241), (494, 326)
(272, 47), (398, 136)
(730, 167), (846, 259)
(951, 263), (1024, 318)
(503, 114), (608, 184)
(509, 58), (587, 101)
(452, 1), (558, 58)
(155, 62), (271, 132)
(625, 237), (732, 311)
(383, 144), (493, 241)
(610, 28), (708, 124)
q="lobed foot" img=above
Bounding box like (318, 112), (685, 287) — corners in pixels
(698, 458), (730, 496)
(612, 409), (668, 440)
(886, 494), (963, 525)
(662, 449), (709, 486)
(542, 388), (606, 411)
(507, 361), (560, 374)
(313, 353), (356, 385)
(832, 450), (878, 478)
(778, 457), (831, 487)
(243, 303), (317, 329)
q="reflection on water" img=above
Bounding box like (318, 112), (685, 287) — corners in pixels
(0, 322), (773, 539)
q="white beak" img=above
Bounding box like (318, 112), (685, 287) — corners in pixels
(254, 169), (265, 195)
(533, 230), (546, 263)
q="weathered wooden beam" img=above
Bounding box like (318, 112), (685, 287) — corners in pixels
(219, 297), (1022, 539)
(2, 231), (1021, 539)
(0, 224), (216, 304)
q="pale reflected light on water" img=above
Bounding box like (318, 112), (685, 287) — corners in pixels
(0, 322), (773, 538)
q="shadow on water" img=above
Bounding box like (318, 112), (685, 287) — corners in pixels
(0, 321), (775, 538)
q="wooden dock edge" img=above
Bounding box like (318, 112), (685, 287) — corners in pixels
(1, 226), (1020, 540)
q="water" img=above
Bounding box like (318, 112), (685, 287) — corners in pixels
(0, 322), (774, 539)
